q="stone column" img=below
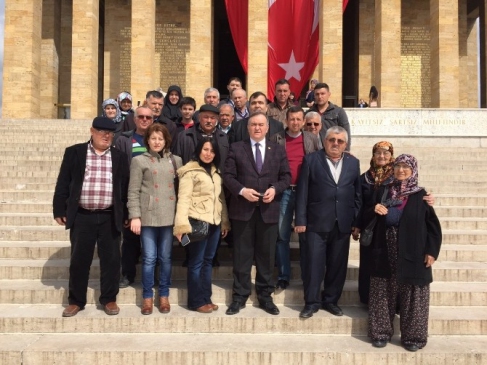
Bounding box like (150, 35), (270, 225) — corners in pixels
(103, 0), (131, 100)
(41, 0), (61, 119)
(2, 0), (42, 118)
(247, 0), (267, 94)
(430, 0), (460, 107)
(70, 0), (99, 119)
(131, 0), (155, 104)
(186, 0), (213, 106)
(374, 0), (401, 107)
(318, 0), (343, 105)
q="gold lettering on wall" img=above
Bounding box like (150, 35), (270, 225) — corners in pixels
(119, 27), (131, 93)
(401, 26), (431, 108)
(155, 22), (190, 89)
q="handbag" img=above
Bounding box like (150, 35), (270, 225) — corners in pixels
(359, 217), (377, 247)
(360, 187), (389, 247)
(187, 217), (209, 242)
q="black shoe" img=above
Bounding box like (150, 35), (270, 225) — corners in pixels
(259, 300), (280, 315)
(322, 303), (343, 316)
(119, 276), (133, 288)
(275, 279), (289, 290)
(372, 340), (387, 348)
(299, 305), (319, 319)
(226, 301), (246, 315)
(212, 257), (220, 267)
(403, 343), (419, 352)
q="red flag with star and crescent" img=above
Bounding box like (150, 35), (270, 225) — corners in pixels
(268, 0), (320, 100)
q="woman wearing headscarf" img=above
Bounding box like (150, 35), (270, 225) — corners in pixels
(353, 142), (434, 304)
(102, 98), (123, 140)
(117, 91), (134, 123)
(364, 154), (442, 352)
(162, 85), (183, 122)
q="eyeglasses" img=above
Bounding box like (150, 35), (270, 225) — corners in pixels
(394, 164), (412, 170)
(137, 115), (153, 120)
(374, 151), (392, 157)
(306, 122), (320, 127)
(95, 129), (114, 136)
(326, 137), (346, 145)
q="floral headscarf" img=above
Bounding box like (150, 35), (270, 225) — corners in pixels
(390, 154), (423, 200)
(117, 92), (133, 113)
(364, 141), (395, 187)
(102, 98), (122, 124)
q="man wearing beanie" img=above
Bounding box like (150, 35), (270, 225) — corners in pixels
(53, 117), (130, 318)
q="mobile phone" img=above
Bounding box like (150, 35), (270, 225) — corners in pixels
(181, 234), (190, 246)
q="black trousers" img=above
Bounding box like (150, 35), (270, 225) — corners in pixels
(68, 210), (120, 307)
(303, 222), (350, 306)
(231, 208), (278, 304)
(121, 225), (141, 281)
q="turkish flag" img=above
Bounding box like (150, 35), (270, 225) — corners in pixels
(268, 0), (320, 100)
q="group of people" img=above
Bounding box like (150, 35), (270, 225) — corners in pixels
(53, 77), (441, 352)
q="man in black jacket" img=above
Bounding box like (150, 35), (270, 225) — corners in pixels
(172, 104), (229, 172)
(53, 117), (129, 317)
(228, 91), (284, 144)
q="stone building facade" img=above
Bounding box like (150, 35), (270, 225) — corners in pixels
(2, 0), (486, 119)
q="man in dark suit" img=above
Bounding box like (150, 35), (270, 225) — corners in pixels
(53, 117), (129, 317)
(228, 91), (284, 144)
(295, 126), (361, 318)
(223, 112), (291, 315)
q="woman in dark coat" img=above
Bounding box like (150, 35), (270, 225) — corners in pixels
(162, 85), (183, 122)
(365, 154), (442, 352)
(353, 142), (434, 305)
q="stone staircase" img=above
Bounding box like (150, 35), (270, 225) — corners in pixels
(0, 119), (486, 364)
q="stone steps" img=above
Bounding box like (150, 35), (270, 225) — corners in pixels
(0, 280), (485, 307)
(2, 226), (486, 244)
(0, 119), (486, 363)
(0, 304), (486, 336)
(0, 258), (485, 282)
(1, 202), (485, 216)
(1, 333), (486, 365)
(1, 213), (486, 228)
(0, 240), (486, 263)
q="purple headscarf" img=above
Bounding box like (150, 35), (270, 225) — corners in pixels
(390, 154), (423, 200)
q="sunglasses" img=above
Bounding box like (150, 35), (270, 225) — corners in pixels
(326, 137), (346, 145)
(306, 122), (320, 127)
(137, 115), (153, 120)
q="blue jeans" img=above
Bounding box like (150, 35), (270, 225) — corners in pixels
(186, 224), (220, 310)
(275, 188), (295, 282)
(140, 226), (173, 298)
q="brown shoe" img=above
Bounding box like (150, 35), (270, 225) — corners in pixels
(62, 304), (82, 317)
(141, 298), (153, 315)
(196, 304), (213, 313)
(104, 302), (120, 315)
(159, 296), (171, 313)
(208, 303), (219, 311)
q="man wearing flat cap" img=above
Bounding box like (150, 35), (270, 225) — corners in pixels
(53, 116), (130, 317)
(172, 104), (229, 172)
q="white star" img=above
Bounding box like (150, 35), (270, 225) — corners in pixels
(278, 51), (305, 81)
